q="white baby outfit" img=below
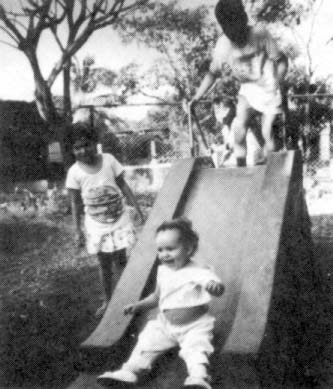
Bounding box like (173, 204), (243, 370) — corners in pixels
(120, 261), (221, 385)
(210, 26), (283, 114)
(66, 153), (136, 254)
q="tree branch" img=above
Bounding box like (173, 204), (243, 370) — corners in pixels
(0, 6), (26, 43)
(31, 0), (52, 38)
(138, 90), (170, 103)
(47, 25), (92, 87)
(69, 0), (87, 41)
(5, 16), (28, 33)
(93, 0), (149, 30)
(0, 26), (20, 45)
(50, 24), (65, 52)
(0, 39), (18, 49)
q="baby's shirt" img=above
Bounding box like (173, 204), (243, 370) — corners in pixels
(210, 26), (282, 90)
(66, 153), (124, 223)
(157, 261), (222, 311)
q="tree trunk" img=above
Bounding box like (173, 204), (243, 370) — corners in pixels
(61, 60), (75, 171)
(26, 50), (75, 176)
(27, 51), (61, 124)
(63, 60), (73, 126)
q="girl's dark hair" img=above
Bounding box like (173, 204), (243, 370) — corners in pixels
(215, 0), (249, 46)
(156, 217), (199, 255)
(68, 122), (98, 146)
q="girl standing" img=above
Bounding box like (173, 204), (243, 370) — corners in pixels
(66, 122), (144, 317)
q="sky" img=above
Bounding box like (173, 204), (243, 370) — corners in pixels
(0, 0), (333, 102)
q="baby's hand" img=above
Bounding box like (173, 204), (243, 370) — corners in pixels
(206, 280), (225, 297)
(124, 303), (139, 315)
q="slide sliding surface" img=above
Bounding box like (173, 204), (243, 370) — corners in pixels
(70, 151), (321, 388)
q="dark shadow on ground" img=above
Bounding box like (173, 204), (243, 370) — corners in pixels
(0, 264), (102, 388)
(0, 219), (58, 254)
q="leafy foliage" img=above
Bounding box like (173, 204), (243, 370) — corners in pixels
(117, 1), (219, 100)
(247, 0), (315, 25)
(71, 56), (139, 104)
(71, 56), (118, 94)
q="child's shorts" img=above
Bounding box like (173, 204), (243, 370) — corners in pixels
(84, 210), (136, 255)
(239, 82), (282, 115)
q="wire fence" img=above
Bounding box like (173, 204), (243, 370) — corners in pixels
(75, 101), (195, 164)
(287, 93), (333, 180)
(74, 93), (333, 179)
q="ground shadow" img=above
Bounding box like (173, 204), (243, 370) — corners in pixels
(0, 264), (102, 388)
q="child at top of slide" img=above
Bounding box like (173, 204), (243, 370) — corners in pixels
(191, 0), (288, 167)
(66, 122), (144, 317)
(97, 217), (224, 389)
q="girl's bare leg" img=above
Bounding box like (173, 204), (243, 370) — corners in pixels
(96, 249), (126, 317)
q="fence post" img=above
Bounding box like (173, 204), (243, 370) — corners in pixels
(187, 103), (195, 157)
(89, 106), (94, 129)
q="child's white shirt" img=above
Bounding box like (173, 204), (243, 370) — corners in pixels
(66, 153), (125, 223)
(157, 261), (221, 311)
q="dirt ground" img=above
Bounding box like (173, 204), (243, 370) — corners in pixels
(0, 207), (332, 388)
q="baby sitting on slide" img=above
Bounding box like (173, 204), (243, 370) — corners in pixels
(97, 217), (224, 389)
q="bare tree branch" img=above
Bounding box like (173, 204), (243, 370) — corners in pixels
(0, 38), (18, 49)
(69, 0), (86, 42)
(138, 90), (170, 103)
(0, 0), (151, 129)
(306, 0), (324, 81)
(5, 16), (28, 32)
(0, 6), (26, 43)
(0, 26), (20, 45)
(49, 24), (65, 52)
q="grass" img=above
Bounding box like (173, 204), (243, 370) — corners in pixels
(0, 214), (101, 388)
(0, 196), (331, 388)
(0, 193), (155, 388)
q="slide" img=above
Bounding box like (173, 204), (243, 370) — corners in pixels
(69, 151), (322, 388)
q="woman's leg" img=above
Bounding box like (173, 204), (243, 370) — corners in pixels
(261, 112), (278, 155)
(232, 95), (254, 167)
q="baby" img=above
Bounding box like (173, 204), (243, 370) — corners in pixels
(97, 217), (224, 389)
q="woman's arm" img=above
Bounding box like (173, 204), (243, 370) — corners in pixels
(192, 71), (217, 104)
(116, 173), (144, 224)
(275, 53), (288, 83)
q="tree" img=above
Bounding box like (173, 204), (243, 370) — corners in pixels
(248, 0), (316, 24)
(116, 1), (329, 157)
(116, 0), (305, 154)
(71, 55), (118, 95)
(116, 2), (223, 155)
(281, 0), (333, 157)
(117, 0), (316, 103)
(117, 1), (219, 102)
(0, 0), (150, 165)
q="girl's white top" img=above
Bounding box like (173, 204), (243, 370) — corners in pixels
(66, 153), (127, 225)
(157, 261), (221, 311)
